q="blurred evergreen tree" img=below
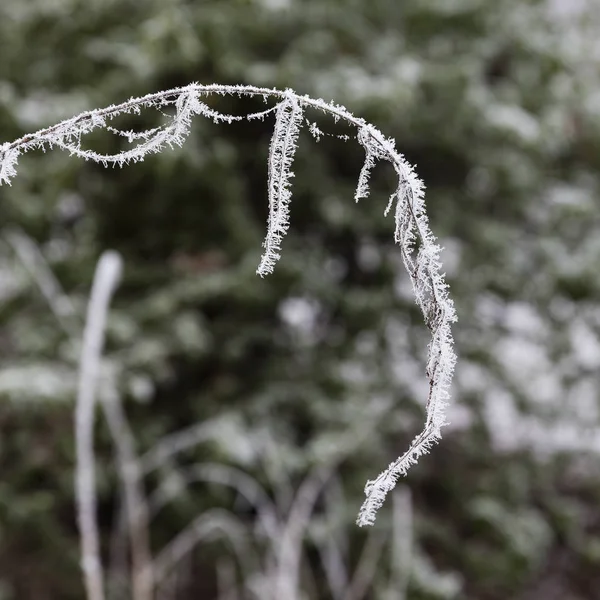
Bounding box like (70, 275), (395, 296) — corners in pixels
(0, 0), (600, 598)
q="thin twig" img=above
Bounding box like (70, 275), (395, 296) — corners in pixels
(342, 527), (387, 600)
(76, 251), (123, 600)
(388, 487), (412, 600)
(274, 465), (332, 600)
(153, 509), (254, 588)
(100, 385), (153, 600)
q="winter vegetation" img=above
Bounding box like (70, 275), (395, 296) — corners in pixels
(0, 83), (456, 528)
(2, 0), (600, 599)
(1, 83), (456, 598)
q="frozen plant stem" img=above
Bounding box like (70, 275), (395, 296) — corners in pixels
(76, 251), (123, 600)
(101, 387), (153, 600)
(0, 83), (457, 526)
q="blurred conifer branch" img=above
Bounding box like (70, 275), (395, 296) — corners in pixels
(0, 83), (457, 527)
(4, 226), (80, 335)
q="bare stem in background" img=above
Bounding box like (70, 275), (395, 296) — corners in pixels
(343, 527), (387, 600)
(274, 466), (332, 600)
(152, 509), (251, 590)
(389, 487), (413, 600)
(101, 386), (153, 600)
(76, 251), (123, 600)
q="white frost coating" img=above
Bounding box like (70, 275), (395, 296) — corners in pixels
(354, 126), (387, 202)
(0, 83), (457, 527)
(0, 144), (20, 185)
(257, 92), (303, 276)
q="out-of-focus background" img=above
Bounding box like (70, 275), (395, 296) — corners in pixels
(1, 0), (600, 598)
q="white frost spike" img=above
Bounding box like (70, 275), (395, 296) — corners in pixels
(256, 94), (303, 277)
(354, 126), (386, 202)
(0, 145), (20, 185)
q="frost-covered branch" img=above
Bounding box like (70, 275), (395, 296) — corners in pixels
(4, 226), (80, 335)
(0, 83), (457, 527)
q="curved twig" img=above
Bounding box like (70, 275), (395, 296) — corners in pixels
(75, 251), (123, 600)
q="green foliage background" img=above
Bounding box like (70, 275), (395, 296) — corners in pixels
(1, 0), (600, 598)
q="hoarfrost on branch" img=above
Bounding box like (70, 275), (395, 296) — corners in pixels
(0, 83), (457, 526)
